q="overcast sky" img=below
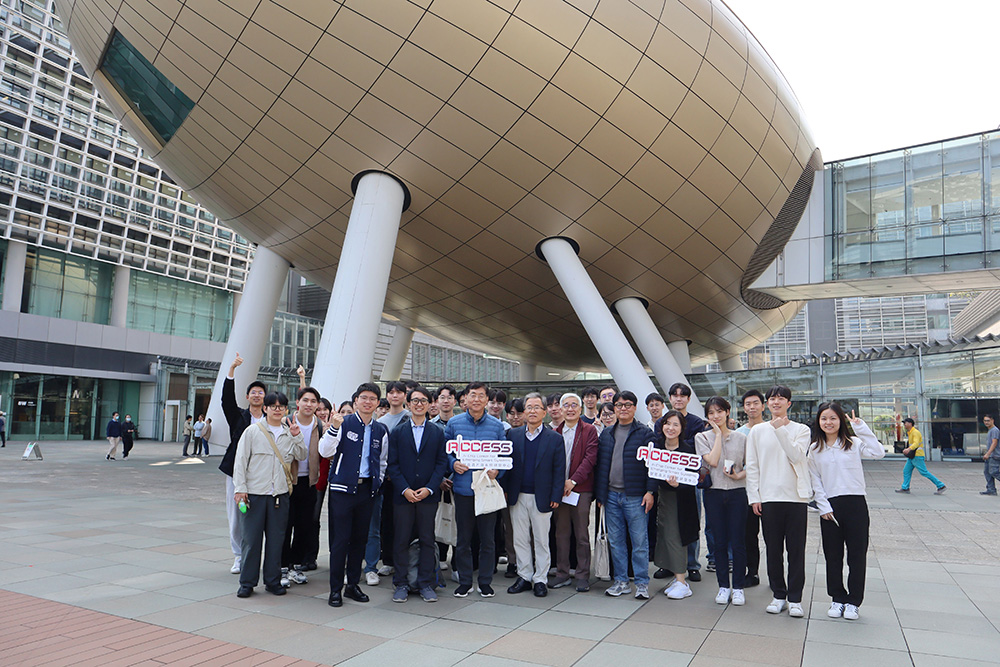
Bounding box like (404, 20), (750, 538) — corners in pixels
(724, 0), (1000, 161)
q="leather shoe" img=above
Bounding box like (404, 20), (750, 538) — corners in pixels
(328, 590), (343, 607)
(687, 569), (702, 582)
(507, 577), (532, 594)
(265, 584), (286, 595)
(236, 585), (252, 598)
(533, 582), (547, 597)
(653, 568), (673, 579)
(745, 574), (760, 587)
(344, 584), (370, 603)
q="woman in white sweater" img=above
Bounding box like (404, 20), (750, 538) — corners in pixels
(807, 402), (885, 621)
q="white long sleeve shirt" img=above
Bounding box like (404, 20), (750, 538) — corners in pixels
(807, 419), (885, 515)
(745, 420), (812, 504)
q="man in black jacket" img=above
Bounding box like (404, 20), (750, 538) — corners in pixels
(386, 386), (449, 603)
(220, 353), (266, 575)
(121, 415), (137, 459)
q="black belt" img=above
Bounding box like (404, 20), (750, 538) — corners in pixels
(358, 477), (371, 485)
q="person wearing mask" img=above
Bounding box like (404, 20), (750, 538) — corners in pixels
(594, 390), (655, 600)
(745, 385), (812, 618)
(233, 391), (307, 598)
(736, 390), (765, 587)
(193, 415), (206, 456)
(320, 383), (390, 607)
(366, 381), (410, 586)
(696, 397), (748, 606)
(181, 415), (193, 457)
(808, 403), (884, 620)
(280, 386), (322, 587)
(894, 418), (946, 495)
(653, 411), (699, 600)
(121, 415), (137, 459)
(106, 412), (122, 460)
(504, 393), (564, 597)
(220, 353), (267, 575)
(553, 393), (599, 592)
(581, 387), (600, 425)
(666, 383), (707, 582)
(387, 386), (449, 603)
(443, 382), (506, 598)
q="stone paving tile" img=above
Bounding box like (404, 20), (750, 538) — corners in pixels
(479, 629), (596, 666)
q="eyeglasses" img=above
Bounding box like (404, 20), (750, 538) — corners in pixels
(266, 404), (288, 410)
(524, 405), (545, 412)
(561, 402), (580, 409)
(357, 395), (378, 403)
(614, 402), (636, 409)
(409, 398), (429, 405)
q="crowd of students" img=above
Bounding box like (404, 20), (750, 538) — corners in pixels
(219, 355), (886, 620)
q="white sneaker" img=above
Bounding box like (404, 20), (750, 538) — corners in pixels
(365, 571), (380, 586)
(605, 580), (631, 597)
(843, 604), (860, 620)
(715, 587), (731, 605)
(666, 580), (692, 599)
(731, 589), (745, 606)
(280, 567), (290, 588)
(230, 557), (241, 574)
(288, 569), (308, 585)
(377, 565), (394, 576)
(498, 556), (508, 565)
(828, 602), (844, 618)
(788, 602), (804, 618)
(766, 598), (787, 614)
(439, 560), (449, 571)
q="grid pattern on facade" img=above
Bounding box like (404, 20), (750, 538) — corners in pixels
(0, 0), (253, 291)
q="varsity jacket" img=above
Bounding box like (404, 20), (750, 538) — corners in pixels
(318, 412), (389, 496)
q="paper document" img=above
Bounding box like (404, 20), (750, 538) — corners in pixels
(563, 491), (580, 506)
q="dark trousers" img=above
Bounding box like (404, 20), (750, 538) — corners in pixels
(393, 499), (438, 589)
(282, 481), (317, 568)
(122, 436), (133, 457)
(239, 493), (289, 589)
(760, 501), (807, 603)
(821, 495), (870, 607)
(328, 484), (376, 592)
(308, 485), (326, 564)
(704, 488), (748, 589)
(454, 494), (496, 587)
(746, 507), (761, 578)
(380, 485), (396, 566)
(182, 434), (191, 455)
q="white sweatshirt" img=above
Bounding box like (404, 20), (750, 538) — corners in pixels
(745, 420), (812, 504)
(807, 419), (885, 515)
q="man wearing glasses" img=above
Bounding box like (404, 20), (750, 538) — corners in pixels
(594, 390), (656, 599)
(319, 383), (390, 608)
(553, 392), (599, 592)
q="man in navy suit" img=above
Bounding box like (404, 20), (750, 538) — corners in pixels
(386, 386), (449, 603)
(505, 392), (565, 597)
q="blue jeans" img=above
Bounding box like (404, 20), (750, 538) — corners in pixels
(985, 459), (1000, 493)
(605, 491), (649, 586)
(364, 493), (383, 573)
(902, 456), (943, 490)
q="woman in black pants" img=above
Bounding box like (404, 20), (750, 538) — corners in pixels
(807, 402), (884, 620)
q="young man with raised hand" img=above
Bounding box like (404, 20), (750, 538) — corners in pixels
(553, 392), (599, 592)
(319, 383), (390, 608)
(736, 389), (766, 587)
(387, 386), (449, 603)
(745, 385), (812, 618)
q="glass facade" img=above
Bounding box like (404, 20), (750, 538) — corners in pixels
(99, 30), (193, 144)
(127, 270), (232, 342)
(21, 244), (112, 322)
(830, 131), (1000, 280)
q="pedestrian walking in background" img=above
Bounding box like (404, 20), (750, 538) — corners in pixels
(121, 415), (137, 459)
(895, 418), (946, 495)
(106, 412), (122, 460)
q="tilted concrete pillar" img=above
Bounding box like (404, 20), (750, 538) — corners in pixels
(2, 239), (26, 311)
(719, 355), (745, 372)
(667, 340), (693, 374)
(379, 324), (415, 381)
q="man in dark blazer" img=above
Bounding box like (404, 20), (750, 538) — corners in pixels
(504, 392), (565, 597)
(386, 386), (449, 603)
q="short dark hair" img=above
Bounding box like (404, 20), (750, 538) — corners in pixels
(407, 386), (431, 402)
(546, 392), (561, 407)
(356, 382), (381, 399)
(297, 386), (320, 402)
(985, 414), (995, 420)
(506, 398), (525, 413)
(263, 391), (288, 408)
(489, 388), (507, 403)
(113, 411), (120, 417)
(581, 386), (599, 399)
(741, 389), (765, 405)
(765, 385), (792, 401)
(600, 384), (617, 395)
(404, 380), (419, 391)
(386, 380), (407, 394)
(247, 380), (266, 395)
(645, 392), (664, 406)
(436, 384), (456, 400)
(704, 396), (731, 413)
(599, 401), (615, 414)
(465, 382), (488, 394)
(378, 398), (390, 409)
(185, 414), (191, 420)
(903, 417), (915, 426)
(339, 400), (353, 411)
(668, 382), (691, 397)
(613, 390), (638, 406)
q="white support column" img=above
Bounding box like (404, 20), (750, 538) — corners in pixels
(379, 324), (414, 381)
(667, 340), (693, 375)
(719, 355), (745, 372)
(2, 239), (27, 311)
(312, 171), (408, 404)
(537, 237), (656, 425)
(519, 362), (537, 383)
(110, 264), (130, 328)
(614, 297), (704, 417)
(205, 246), (290, 447)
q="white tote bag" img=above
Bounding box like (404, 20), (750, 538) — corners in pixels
(592, 506), (611, 581)
(434, 493), (458, 546)
(472, 469), (507, 516)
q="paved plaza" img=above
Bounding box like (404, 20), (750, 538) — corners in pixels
(2, 440), (1000, 666)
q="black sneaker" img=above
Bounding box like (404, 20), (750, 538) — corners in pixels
(706, 562), (716, 572)
(479, 584), (495, 598)
(454, 584), (471, 597)
(745, 574), (760, 587)
(687, 569), (702, 582)
(653, 568), (672, 579)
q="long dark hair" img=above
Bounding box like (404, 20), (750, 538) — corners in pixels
(653, 410), (686, 448)
(810, 402), (853, 452)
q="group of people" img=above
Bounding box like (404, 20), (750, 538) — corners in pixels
(219, 357), (897, 621)
(104, 412), (137, 460)
(182, 414), (212, 457)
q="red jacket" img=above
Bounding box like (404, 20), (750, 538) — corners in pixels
(556, 420), (599, 493)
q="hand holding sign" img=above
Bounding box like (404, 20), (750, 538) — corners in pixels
(446, 435), (514, 470)
(637, 443), (702, 486)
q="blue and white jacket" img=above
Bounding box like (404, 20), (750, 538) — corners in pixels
(318, 412), (389, 496)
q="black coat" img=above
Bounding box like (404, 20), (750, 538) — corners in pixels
(219, 377), (256, 477)
(594, 420), (655, 504)
(503, 426), (565, 512)
(386, 418), (449, 504)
